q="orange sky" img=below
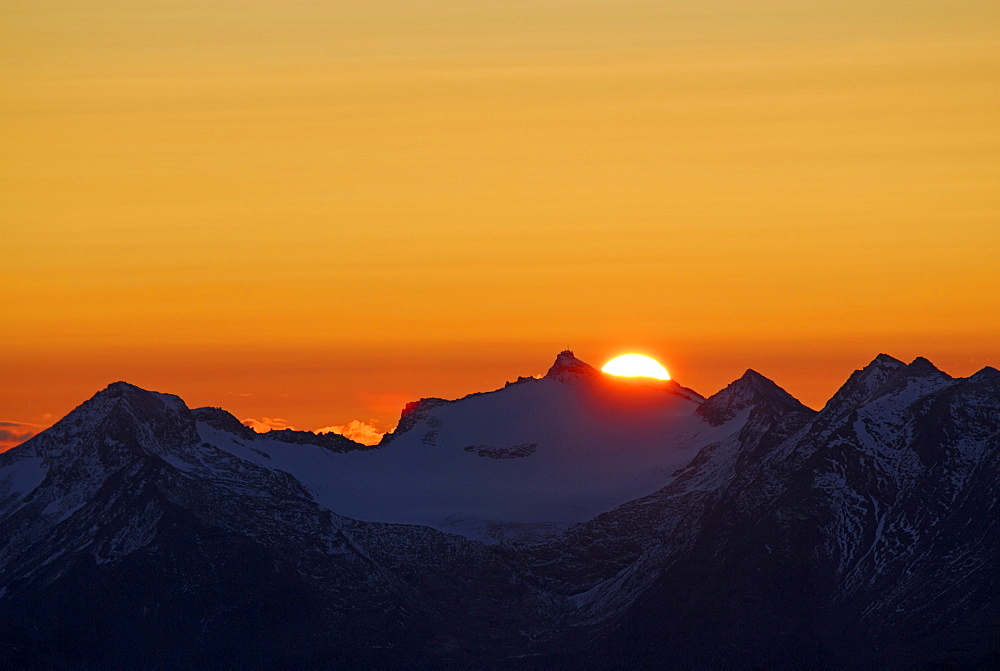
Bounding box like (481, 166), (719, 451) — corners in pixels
(2, 1), (998, 448)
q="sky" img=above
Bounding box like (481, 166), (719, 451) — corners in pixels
(2, 1), (998, 448)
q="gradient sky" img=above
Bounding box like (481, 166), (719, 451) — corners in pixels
(3, 1), (998, 447)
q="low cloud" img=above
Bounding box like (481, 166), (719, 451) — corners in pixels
(316, 420), (384, 446)
(241, 417), (296, 432)
(0, 421), (41, 452)
(240, 417), (385, 446)
(0, 429), (34, 443)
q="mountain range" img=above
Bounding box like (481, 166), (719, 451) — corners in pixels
(0, 351), (996, 668)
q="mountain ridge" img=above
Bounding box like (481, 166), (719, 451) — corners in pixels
(1, 351), (996, 668)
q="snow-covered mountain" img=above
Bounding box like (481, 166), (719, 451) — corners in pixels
(195, 350), (741, 542)
(0, 352), (996, 668)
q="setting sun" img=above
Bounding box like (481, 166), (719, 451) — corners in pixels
(601, 354), (671, 380)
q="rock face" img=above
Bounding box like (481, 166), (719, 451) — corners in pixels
(0, 356), (997, 669)
(544, 349), (601, 382)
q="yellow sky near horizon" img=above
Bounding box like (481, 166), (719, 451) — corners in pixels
(2, 1), (999, 442)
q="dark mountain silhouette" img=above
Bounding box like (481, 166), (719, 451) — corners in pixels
(0, 354), (996, 669)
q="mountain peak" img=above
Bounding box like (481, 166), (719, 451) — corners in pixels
(84, 381), (189, 419)
(970, 365), (999, 381)
(27, 381), (198, 462)
(966, 366), (1000, 396)
(97, 380), (154, 398)
(862, 355), (953, 404)
(821, 354), (926, 418)
(738, 368), (770, 384)
(905, 356), (943, 376)
(872, 353), (905, 368)
(544, 350), (599, 382)
(697, 369), (809, 426)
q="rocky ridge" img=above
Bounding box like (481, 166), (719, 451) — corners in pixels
(0, 354), (996, 668)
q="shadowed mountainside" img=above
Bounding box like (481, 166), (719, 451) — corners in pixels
(0, 353), (996, 668)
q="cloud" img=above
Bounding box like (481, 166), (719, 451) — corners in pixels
(316, 420), (384, 446)
(0, 429), (33, 442)
(240, 417), (385, 445)
(241, 417), (296, 432)
(0, 421), (40, 452)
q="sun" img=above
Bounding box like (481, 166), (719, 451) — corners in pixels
(601, 354), (670, 380)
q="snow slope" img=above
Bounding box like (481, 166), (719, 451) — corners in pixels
(1, 352), (995, 668)
(197, 351), (749, 541)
